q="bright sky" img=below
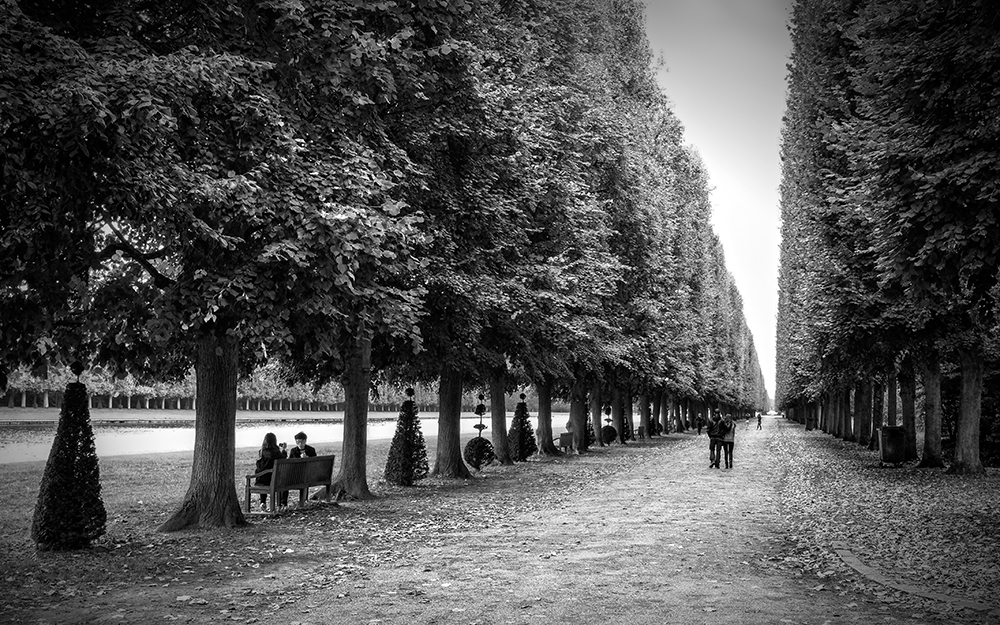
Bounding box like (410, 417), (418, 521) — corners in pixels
(641, 0), (793, 398)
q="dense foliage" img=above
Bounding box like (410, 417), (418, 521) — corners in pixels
(776, 0), (1000, 471)
(3, 0), (769, 525)
(31, 380), (106, 550)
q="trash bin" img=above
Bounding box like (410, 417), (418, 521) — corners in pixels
(879, 426), (905, 464)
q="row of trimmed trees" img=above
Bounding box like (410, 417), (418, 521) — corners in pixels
(1, 363), (554, 413)
(3, 0), (767, 531)
(776, 0), (1000, 473)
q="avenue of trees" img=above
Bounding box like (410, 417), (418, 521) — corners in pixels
(1, 361), (512, 413)
(2, 0), (767, 531)
(776, 0), (1000, 473)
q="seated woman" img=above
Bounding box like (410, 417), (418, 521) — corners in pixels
(253, 432), (288, 510)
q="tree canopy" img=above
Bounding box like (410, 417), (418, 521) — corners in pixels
(3, 0), (769, 527)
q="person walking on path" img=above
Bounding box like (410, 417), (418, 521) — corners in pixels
(722, 413), (736, 468)
(757, 413), (762, 430)
(697, 414), (705, 435)
(706, 412), (726, 468)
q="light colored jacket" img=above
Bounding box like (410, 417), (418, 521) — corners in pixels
(722, 418), (736, 442)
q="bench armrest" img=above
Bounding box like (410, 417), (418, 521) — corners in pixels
(245, 469), (273, 480)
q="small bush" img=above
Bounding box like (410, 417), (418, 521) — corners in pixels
(463, 436), (495, 470)
(32, 380), (107, 551)
(508, 394), (538, 461)
(384, 390), (429, 486)
(601, 424), (617, 445)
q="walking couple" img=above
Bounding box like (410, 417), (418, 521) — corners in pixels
(707, 413), (736, 469)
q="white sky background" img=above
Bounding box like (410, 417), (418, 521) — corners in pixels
(640, 0), (793, 399)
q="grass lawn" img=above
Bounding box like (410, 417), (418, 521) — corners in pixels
(1, 433), (428, 545)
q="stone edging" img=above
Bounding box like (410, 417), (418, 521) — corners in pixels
(830, 541), (998, 616)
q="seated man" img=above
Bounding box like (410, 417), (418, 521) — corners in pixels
(286, 431), (317, 506)
(288, 431), (316, 458)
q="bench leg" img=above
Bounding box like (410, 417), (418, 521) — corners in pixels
(299, 488), (308, 507)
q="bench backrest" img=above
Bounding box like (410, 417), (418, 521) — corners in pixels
(271, 455), (336, 489)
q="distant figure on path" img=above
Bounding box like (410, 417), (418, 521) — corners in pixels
(757, 413), (762, 430)
(254, 432), (287, 510)
(722, 414), (736, 469)
(707, 413), (725, 468)
(697, 415), (705, 435)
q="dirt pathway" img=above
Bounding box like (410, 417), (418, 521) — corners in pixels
(13, 416), (996, 624)
(324, 417), (990, 625)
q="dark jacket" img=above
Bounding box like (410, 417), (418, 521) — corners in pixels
(289, 444), (317, 459)
(707, 417), (730, 439)
(254, 447), (287, 485)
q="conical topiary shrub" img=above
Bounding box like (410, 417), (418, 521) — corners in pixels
(508, 394), (538, 462)
(384, 388), (429, 486)
(32, 371), (107, 551)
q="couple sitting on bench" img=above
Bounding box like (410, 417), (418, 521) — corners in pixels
(251, 431), (321, 512)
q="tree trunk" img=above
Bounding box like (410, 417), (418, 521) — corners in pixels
(332, 335), (374, 499)
(832, 390), (843, 438)
(898, 358), (918, 461)
(432, 363), (471, 478)
(918, 351), (945, 468)
(674, 396), (685, 432)
(869, 380), (883, 451)
(535, 378), (561, 456)
(158, 333), (245, 531)
(570, 374), (588, 453)
(949, 346), (984, 474)
(590, 380), (604, 447)
(611, 386), (625, 444)
(624, 389), (634, 441)
(651, 392), (662, 435)
(887, 367), (898, 427)
(489, 370), (513, 465)
(638, 392), (651, 438)
(844, 384), (857, 442)
(660, 391), (671, 434)
(857, 380), (872, 447)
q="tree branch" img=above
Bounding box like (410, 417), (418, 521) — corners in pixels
(99, 217), (175, 289)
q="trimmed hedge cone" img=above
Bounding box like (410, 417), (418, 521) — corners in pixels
(32, 372), (107, 551)
(507, 394), (538, 462)
(383, 388), (430, 486)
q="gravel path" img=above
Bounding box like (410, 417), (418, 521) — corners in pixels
(324, 415), (998, 625)
(7, 414), (998, 624)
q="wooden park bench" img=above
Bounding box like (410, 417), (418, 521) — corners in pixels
(558, 431), (573, 453)
(244, 454), (336, 515)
